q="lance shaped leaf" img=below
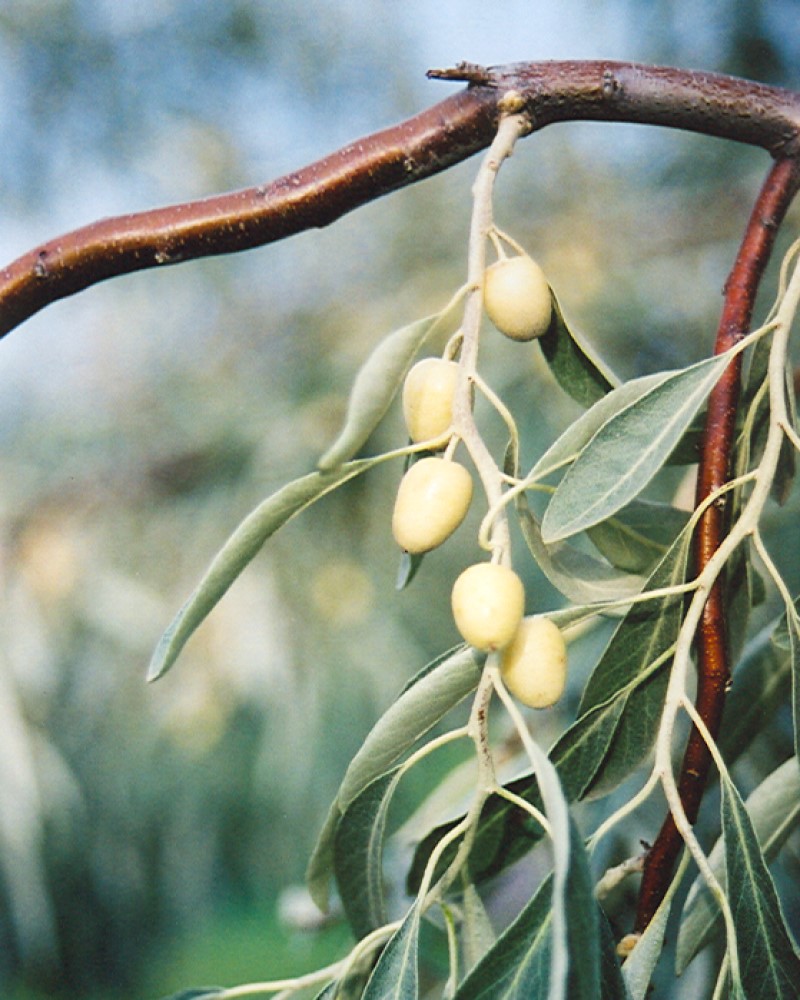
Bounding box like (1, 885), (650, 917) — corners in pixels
(362, 903), (420, 1000)
(516, 494), (646, 604)
(538, 292), (618, 407)
(334, 768), (403, 938)
(720, 769), (800, 998)
(541, 350), (734, 544)
(586, 500), (689, 575)
(149, 457), (385, 681)
(461, 882), (496, 976)
(528, 370), (668, 484)
(676, 757), (800, 974)
(455, 820), (623, 999)
(318, 300), (458, 471)
(307, 645), (481, 910)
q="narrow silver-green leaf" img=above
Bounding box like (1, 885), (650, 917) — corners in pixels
(306, 800), (342, 912)
(720, 769), (800, 998)
(541, 352), (733, 543)
(516, 494), (646, 604)
(461, 882), (496, 977)
(362, 903), (420, 1000)
(454, 874), (553, 998)
(528, 370), (668, 483)
(318, 304), (456, 471)
(455, 820), (611, 999)
(337, 646), (482, 811)
(676, 757), (800, 974)
(148, 457), (382, 681)
(334, 768), (403, 938)
(586, 501), (689, 575)
(539, 292), (619, 407)
(307, 645), (481, 910)
(623, 857), (687, 999)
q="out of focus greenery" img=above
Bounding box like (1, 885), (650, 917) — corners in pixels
(1, 2), (800, 997)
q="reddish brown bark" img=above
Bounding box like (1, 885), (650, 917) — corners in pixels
(2, 61), (799, 338)
(634, 156), (800, 933)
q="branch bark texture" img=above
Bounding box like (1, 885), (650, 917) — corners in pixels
(1, 60), (800, 338)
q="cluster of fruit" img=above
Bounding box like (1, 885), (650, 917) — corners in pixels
(391, 251), (568, 709)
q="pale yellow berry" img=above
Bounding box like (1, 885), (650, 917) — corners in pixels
(451, 563), (525, 652)
(392, 457), (473, 554)
(484, 254), (552, 341)
(402, 358), (460, 444)
(500, 616), (568, 708)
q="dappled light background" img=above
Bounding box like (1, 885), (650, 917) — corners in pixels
(1, 2), (800, 997)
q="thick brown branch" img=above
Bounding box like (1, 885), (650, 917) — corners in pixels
(634, 156), (800, 934)
(1, 60), (800, 338)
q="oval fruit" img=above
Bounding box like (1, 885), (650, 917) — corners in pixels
(484, 254), (552, 341)
(402, 357), (460, 444)
(392, 457), (473, 554)
(451, 562), (525, 652)
(500, 616), (568, 708)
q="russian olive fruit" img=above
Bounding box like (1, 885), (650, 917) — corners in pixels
(402, 357), (460, 444)
(483, 254), (552, 341)
(500, 616), (568, 708)
(451, 562), (525, 652)
(392, 457), (473, 554)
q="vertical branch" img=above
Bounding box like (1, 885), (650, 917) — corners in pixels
(635, 156), (800, 933)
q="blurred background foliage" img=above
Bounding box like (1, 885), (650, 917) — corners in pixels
(1, 1), (800, 997)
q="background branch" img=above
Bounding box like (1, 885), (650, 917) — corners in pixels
(1, 60), (799, 339)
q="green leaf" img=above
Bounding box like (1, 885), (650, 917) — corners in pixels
(455, 822), (617, 999)
(318, 302), (457, 471)
(454, 873), (553, 998)
(311, 983), (338, 1000)
(337, 646), (482, 811)
(148, 456), (385, 681)
(396, 550), (424, 590)
(719, 616), (793, 763)
(623, 861), (685, 998)
(539, 292), (618, 407)
(676, 757), (800, 974)
(307, 646), (482, 910)
(516, 495), (647, 604)
(528, 370), (669, 483)
(461, 882), (496, 976)
(586, 501), (689, 575)
(721, 769), (800, 998)
(362, 904), (420, 1000)
(334, 768), (403, 938)
(541, 352), (733, 543)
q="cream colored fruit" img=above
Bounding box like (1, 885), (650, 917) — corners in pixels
(451, 563), (525, 652)
(402, 358), (460, 444)
(484, 254), (552, 341)
(392, 457), (473, 554)
(500, 616), (568, 708)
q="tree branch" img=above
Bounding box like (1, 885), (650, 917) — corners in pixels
(634, 155), (800, 933)
(1, 60), (799, 338)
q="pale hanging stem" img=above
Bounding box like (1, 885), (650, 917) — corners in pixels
(652, 241), (800, 982)
(494, 784), (552, 837)
(588, 769), (660, 854)
(752, 528), (800, 634)
(452, 109), (529, 566)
